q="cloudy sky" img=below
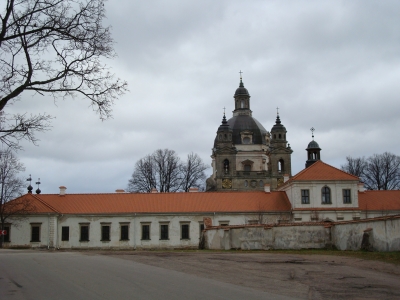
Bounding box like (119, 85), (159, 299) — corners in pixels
(8, 0), (400, 194)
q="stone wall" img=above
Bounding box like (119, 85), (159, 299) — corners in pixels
(205, 215), (400, 252)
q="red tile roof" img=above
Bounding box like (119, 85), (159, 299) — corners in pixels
(288, 160), (359, 182)
(359, 190), (400, 211)
(20, 191), (292, 214)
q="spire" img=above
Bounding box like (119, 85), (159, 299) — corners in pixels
(26, 174), (33, 194)
(239, 70), (244, 87)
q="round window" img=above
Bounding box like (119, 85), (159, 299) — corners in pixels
(243, 137), (251, 144)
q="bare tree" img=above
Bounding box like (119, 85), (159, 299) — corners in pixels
(127, 149), (208, 193)
(0, 148), (35, 247)
(127, 155), (155, 193)
(364, 152), (400, 190)
(0, 0), (128, 149)
(341, 156), (367, 177)
(180, 152), (208, 192)
(341, 152), (400, 190)
(153, 149), (181, 193)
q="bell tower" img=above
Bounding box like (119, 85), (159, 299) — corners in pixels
(269, 110), (293, 189)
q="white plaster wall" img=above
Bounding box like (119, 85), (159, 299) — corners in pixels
(4, 215), (52, 248)
(282, 181), (359, 210)
(6, 212), (270, 249)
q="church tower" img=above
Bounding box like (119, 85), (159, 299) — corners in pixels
(305, 128), (321, 168)
(207, 75), (293, 191)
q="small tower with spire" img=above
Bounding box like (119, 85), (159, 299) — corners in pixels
(305, 127), (321, 168)
(233, 71), (252, 117)
(269, 109), (293, 188)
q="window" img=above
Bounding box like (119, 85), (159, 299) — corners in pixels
(120, 224), (129, 240)
(343, 189), (351, 204)
(241, 100), (245, 108)
(160, 224), (169, 240)
(219, 221), (229, 227)
(243, 137), (251, 144)
(80, 224), (89, 241)
(301, 189), (310, 204)
(244, 180), (248, 187)
(244, 164), (251, 171)
(31, 224), (41, 242)
(259, 180), (263, 187)
(181, 223), (190, 240)
(141, 223), (150, 240)
(101, 225), (110, 241)
(278, 159), (284, 173)
(223, 159), (229, 174)
(322, 186), (331, 204)
(3, 225), (10, 242)
(61, 226), (69, 241)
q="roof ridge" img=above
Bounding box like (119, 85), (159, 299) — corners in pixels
(318, 160), (360, 180)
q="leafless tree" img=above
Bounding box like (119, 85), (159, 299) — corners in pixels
(127, 155), (155, 193)
(0, 148), (35, 247)
(153, 149), (181, 193)
(364, 152), (400, 190)
(0, 0), (128, 149)
(180, 152), (208, 192)
(342, 152), (400, 190)
(341, 156), (367, 177)
(127, 149), (208, 193)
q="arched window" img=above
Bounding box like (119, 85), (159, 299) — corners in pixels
(241, 100), (245, 108)
(322, 186), (331, 204)
(223, 159), (229, 174)
(279, 134), (281, 139)
(278, 159), (284, 173)
(259, 180), (263, 187)
(243, 137), (251, 144)
(244, 180), (248, 187)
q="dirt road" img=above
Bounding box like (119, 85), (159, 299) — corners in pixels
(95, 251), (400, 300)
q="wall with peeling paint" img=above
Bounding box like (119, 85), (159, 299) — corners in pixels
(205, 216), (400, 252)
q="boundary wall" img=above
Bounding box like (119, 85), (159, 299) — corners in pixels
(204, 215), (400, 251)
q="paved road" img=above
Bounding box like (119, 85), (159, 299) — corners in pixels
(0, 250), (297, 300)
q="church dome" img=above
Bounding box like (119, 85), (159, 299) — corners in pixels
(234, 79), (249, 96)
(214, 115), (268, 146)
(307, 140), (320, 149)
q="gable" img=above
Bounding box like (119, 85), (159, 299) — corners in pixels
(289, 160), (359, 181)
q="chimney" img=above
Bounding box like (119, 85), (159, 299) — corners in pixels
(115, 189), (125, 193)
(151, 188), (158, 193)
(283, 174), (290, 183)
(189, 187), (199, 193)
(358, 183), (365, 192)
(264, 184), (270, 193)
(59, 186), (67, 196)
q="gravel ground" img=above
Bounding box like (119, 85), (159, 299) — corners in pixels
(85, 251), (400, 300)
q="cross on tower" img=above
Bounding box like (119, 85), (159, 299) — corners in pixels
(276, 107), (279, 115)
(223, 107), (226, 115)
(310, 127), (315, 139)
(239, 70), (243, 79)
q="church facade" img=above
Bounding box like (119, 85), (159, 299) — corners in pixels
(207, 77), (292, 192)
